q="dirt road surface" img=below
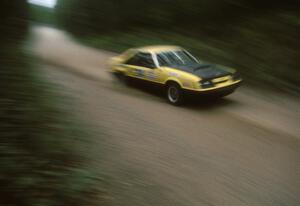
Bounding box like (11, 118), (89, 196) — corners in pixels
(29, 26), (300, 206)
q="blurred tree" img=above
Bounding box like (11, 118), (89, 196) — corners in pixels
(1, 1), (106, 205)
(56, 0), (298, 35)
(0, 0), (28, 45)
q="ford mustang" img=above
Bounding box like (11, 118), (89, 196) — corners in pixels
(109, 45), (242, 105)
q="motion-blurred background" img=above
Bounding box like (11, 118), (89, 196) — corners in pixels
(50, 0), (299, 89)
(0, 0), (299, 205)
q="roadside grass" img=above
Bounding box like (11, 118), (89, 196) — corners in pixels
(0, 46), (109, 205)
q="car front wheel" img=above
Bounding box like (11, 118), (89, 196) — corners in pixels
(166, 83), (184, 105)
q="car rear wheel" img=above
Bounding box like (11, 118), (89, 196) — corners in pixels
(166, 83), (184, 105)
(115, 72), (131, 86)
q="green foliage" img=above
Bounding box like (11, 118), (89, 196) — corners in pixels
(56, 0), (297, 34)
(0, 1), (108, 205)
(0, 48), (107, 205)
(0, 0), (28, 45)
(29, 4), (57, 25)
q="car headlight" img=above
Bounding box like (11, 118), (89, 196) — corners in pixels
(231, 72), (241, 81)
(199, 79), (214, 88)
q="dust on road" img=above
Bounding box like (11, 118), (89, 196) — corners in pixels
(29, 26), (300, 206)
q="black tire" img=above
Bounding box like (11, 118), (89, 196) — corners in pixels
(116, 72), (130, 86)
(166, 82), (184, 105)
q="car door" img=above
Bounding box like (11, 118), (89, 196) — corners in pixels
(123, 52), (160, 83)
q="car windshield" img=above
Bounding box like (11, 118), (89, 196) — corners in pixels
(157, 50), (199, 66)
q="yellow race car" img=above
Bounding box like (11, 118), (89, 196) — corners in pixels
(109, 45), (242, 105)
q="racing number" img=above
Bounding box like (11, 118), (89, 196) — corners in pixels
(133, 68), (145, 77)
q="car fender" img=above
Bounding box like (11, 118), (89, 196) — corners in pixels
(164, 77), (184, 88)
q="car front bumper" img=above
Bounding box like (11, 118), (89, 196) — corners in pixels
(183, 80), (242, 97)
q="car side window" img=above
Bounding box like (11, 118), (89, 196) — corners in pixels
(126, 54), (140, 66)
(157, 54), (168, 67)
(126, 52), (156, 68)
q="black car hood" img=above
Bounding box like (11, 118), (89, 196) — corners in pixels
(170, 63), (231, 79)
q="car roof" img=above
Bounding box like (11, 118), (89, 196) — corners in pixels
(135, 45), (183, 53)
